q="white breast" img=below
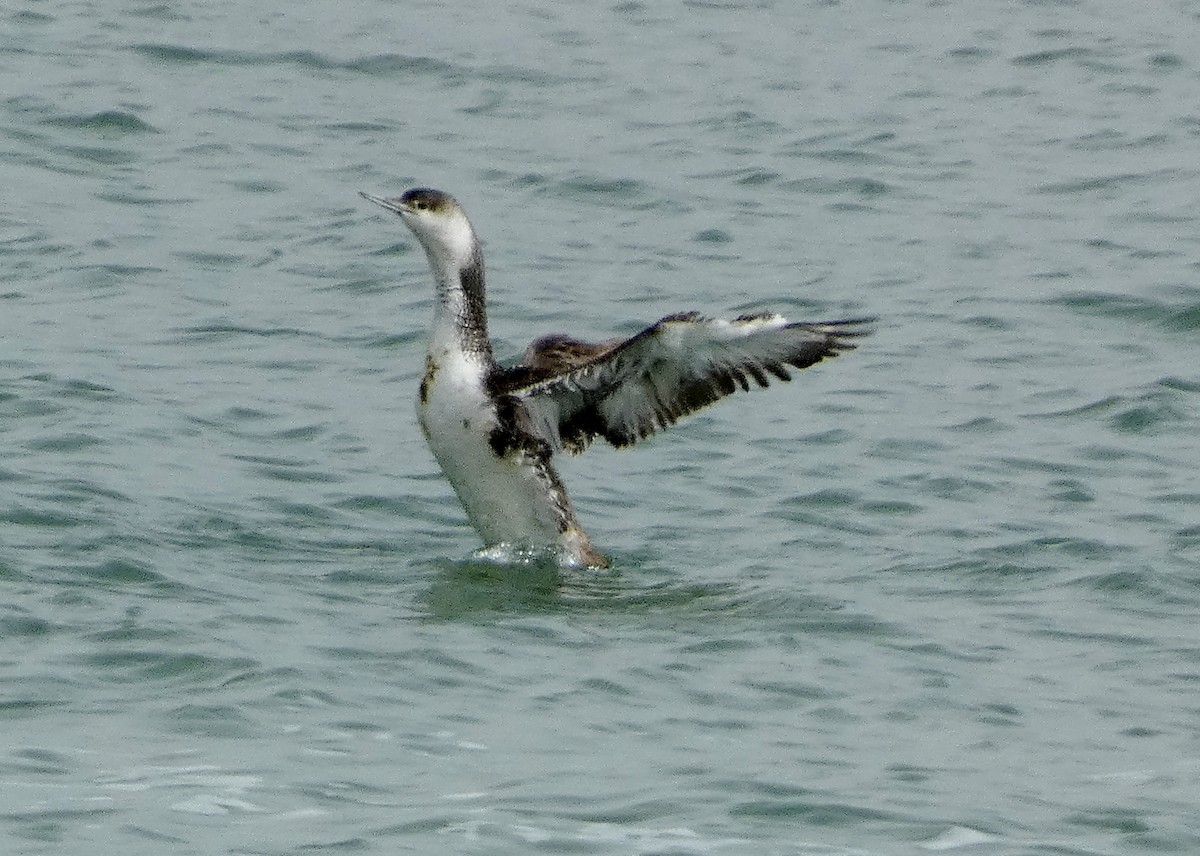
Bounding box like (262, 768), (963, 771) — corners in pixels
(417, 350), (566, 547)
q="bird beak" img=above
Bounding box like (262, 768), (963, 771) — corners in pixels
(359, 191), (407, 215)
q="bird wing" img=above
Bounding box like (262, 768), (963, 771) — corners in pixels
(521, 333), (625, 375)
(489, 313), (874, 454)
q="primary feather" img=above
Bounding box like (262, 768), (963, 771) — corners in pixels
(493, 313), (872, 453)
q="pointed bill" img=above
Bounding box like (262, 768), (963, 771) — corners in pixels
(359, 191), (406, 214)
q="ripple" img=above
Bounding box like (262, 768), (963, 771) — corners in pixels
(24, 433), (106, 453)
(1012, 46), (1096, 67)
(417, 555), (748, 618)
(692, 228), (733, 244)
(72, 558), (167, 586)
(57, 144), (139, 166)
(173, 322), (313, 340)
(42, 110), (158, 134)
(97, 764), (264, 815)
(76, 650), (260, 686)
(130, 44), (457, 77)
(0, 504), (82, 528)
(729, 795), (897, 825)
(1109, 400), (1185, 435)
(1052, 289), (1200, 330)
(782, 175), (895, 199)
(233, 454), (343, 485)
(550, 175), (650, 202)
(0, 613), (60, 639)
(1037, 169), (1179, 195)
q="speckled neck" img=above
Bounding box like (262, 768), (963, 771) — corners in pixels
(422, 237), (494, 363)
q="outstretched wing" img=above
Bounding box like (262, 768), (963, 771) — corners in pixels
(490, 313), (873, 454)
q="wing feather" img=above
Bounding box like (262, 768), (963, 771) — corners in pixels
(492, 313), (873, 454)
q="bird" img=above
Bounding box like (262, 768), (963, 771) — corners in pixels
(360, 187), (873, 568)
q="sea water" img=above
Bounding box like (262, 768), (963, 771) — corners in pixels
(2, 1), (1199, 853)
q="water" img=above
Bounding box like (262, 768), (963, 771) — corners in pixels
(3, 0), (1200, 853)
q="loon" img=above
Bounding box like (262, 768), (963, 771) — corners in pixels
(361, 187), (873, 568)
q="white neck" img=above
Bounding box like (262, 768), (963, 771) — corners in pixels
(413, 216), (493, 361)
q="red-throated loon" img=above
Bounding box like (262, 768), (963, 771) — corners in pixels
(361, 187), (873, 568)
